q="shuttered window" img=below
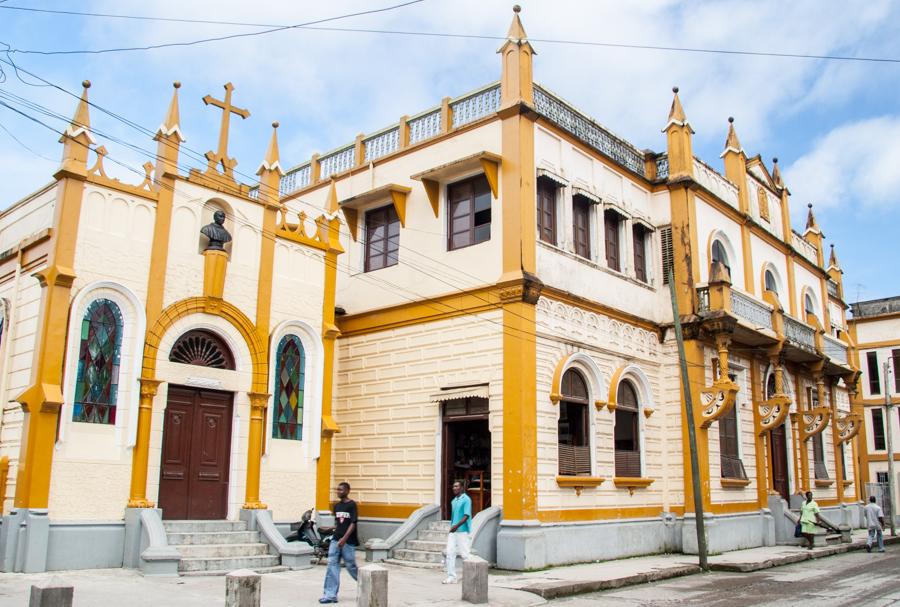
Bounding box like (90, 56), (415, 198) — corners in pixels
(572, 196), (591, 259)
(660, 226), (673, 284)
(448, 174), (492, 250)
(873, 408), (886, 451)
(604, 210), (621, 272)
(867, 351), (881, 395)
(558, 369), (591, 476)
(364, 204), (400, 272)
(633, 225), (647, 283)
(893, 350), (900, 392)
(536, 178), (557, 245)
(614, 381), (641, 477)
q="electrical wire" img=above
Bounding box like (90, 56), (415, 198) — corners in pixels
(1, 1), (428, 56)
(1, 4), (898, 64)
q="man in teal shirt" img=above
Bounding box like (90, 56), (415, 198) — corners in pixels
(443, 480), (473, 584)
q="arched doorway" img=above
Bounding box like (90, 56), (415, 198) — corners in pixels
(767, 373), (790, 501)
(159, 330), (236, 520)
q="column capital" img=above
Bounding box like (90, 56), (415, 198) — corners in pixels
(247, 392), (270, 409)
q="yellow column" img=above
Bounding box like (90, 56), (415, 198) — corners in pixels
(497, 6), (539, 523)
(15, 83), (92, 509)
(316, 234), (341, 511)
(243, 392), (268, 509)
(127, 379), (162, 507)
(129, 83), (182, 508)
(750, 360), (769, 508)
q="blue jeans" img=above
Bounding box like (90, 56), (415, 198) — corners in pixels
(322, 541), (358, 600)
(868, 527), (885, 551)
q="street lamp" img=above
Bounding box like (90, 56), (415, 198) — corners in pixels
(884, 359), (897, 536)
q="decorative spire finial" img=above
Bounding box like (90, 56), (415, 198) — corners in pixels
(806, 202), (819, 231)
(721, 116), (743, 156)
(257, 119), (283, 176)
(828, 243), (841, 269)
(156, 80), (185, 142)
(505, 4), (528, 42)
(772, 156), (784, 188)
(663, 86), (691, 131)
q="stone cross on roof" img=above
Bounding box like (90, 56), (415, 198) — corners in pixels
(202, 82), (250, 179)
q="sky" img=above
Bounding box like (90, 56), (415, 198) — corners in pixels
(0, 0), (898, 303)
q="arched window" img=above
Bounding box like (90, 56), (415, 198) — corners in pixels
(804, 293), (816, 317)
(169, 329), (235, 370)
(557, 369), (591, 476)
(766, 372), (777, 399)
(764, 269), (778, 294)
(73, 299), (123, 424)
(272, 335), (305, 441)
(711, 240), (730, 275)
(615, 381), (641, 477)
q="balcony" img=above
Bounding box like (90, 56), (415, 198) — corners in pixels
(784, 315), (816, 353)
(823, 334), (849, 365)
(730, 290), (773, 332)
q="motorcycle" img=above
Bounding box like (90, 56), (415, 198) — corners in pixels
(286, 508), (332, 564)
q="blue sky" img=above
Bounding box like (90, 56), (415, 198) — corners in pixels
(1, 0), (898, 303)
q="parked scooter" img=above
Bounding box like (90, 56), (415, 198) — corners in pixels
(286, 508), (332, 563)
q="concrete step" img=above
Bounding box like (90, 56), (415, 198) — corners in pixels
(180, 565), (290, 577)
(428, 521), (451, 532)
(164, 520), (248, 533)
(166, 531), (261, 545)
(405, 539), (446, 552)
(826, 534), (842, 545)
(383, 558), (443, 570)
(417, 529), (449, 542)
(393, 548), (443, 564)
(174, 543), (270, 558)
(178, 554), (281, 573)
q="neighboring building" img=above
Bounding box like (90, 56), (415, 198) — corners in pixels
(0, 8), (865, 573)
(849, 295), (900, 507)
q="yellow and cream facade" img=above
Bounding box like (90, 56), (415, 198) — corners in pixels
(849, 295), (900, 508)
(0, 9), (868, 572)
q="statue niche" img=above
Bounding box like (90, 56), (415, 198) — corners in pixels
(200, 209), (232, 253)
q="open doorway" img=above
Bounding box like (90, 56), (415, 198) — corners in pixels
(441, 397), (491, 520)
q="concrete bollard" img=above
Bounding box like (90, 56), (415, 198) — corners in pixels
(29, 578), (73, 607)
(225, 569), (261, 607)
(357, 564), (388, 607)
(461, 556), (488, 604)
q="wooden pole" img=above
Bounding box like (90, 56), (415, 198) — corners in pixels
(668, 268), (709, 570)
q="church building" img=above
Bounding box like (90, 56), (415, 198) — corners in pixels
(0, 7), (867, 573)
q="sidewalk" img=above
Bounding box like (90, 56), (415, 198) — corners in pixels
(0, 531), (893, 606)
(494, 529), (897, 599)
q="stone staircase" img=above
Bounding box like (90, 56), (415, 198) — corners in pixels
(164, 520), (288, 576)
(385, 520), (450, 569)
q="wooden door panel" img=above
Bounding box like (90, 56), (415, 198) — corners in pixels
(159, 386), (232, 520)
(770, 423), (789, 501)
(159, 387), (195, 520)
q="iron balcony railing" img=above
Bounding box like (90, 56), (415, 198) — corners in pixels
(823, 334), (849, 364)
(784, 315), (816, 352)
(730, 290), (773, 331)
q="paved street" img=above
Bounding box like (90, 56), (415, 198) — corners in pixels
(0, 544), (894, 606)
(556, 549), (900, 607)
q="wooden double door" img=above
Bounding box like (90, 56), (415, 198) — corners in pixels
(770, 423), (790, 501)
(158, 386), (233, 520)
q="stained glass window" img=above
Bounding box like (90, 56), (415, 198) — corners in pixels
(73, 299), (123, 424)
(272, 335), (305, 440)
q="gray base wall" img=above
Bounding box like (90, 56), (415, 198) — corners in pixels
(46, 522), (125, 571)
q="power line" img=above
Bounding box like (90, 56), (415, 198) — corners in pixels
(2, 1), (428, 56)
(1, 4), (898, 64)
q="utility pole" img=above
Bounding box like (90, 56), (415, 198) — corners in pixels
(668, 268), (708, 571)
(885, 360), (896, 536)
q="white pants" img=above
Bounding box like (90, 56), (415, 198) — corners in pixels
(445, 532), (471, 579)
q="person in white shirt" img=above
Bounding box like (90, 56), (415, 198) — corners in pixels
(864, 495), (886, 553)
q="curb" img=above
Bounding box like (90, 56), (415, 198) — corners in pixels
(518, 535), (900, 599)
(519, 564), (702, 599)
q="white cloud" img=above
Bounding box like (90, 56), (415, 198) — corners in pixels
(3, 0), (900, 206)
(785, 116), (900, 212)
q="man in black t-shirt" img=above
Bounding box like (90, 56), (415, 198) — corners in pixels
(319, 482), (359, 604)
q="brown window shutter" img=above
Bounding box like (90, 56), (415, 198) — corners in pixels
(633, 225), (646, 282)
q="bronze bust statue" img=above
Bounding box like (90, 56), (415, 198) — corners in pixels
(201, 210), (232, 251)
